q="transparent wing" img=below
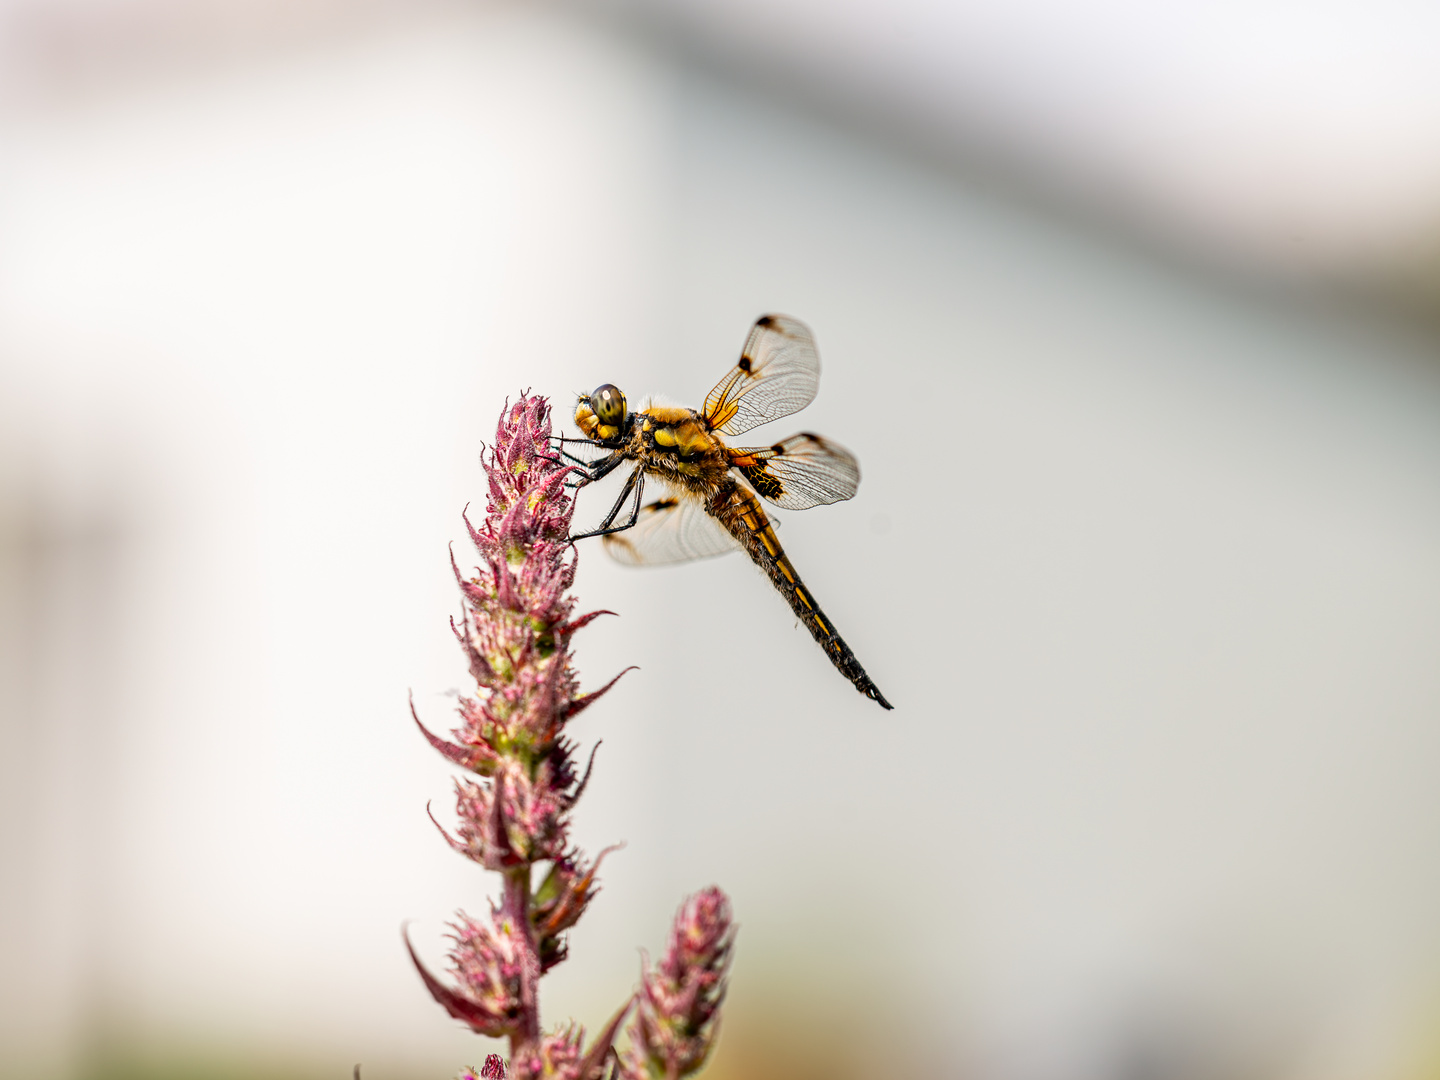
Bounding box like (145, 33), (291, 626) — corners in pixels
(603, 497), (742, 566)
(702, 314), (820, 436)
(730, 433), (860, 510)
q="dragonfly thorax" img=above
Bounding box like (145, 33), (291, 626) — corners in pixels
(636, 409), (724, 478)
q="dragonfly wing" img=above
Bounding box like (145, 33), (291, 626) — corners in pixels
(702, 314), (821, 437)
(603, 497), (742, 566)
(731, 433), (860, 510)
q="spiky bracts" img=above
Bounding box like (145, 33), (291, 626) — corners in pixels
(410, 395), (734, 1080)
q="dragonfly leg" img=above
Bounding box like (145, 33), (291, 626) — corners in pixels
(569, 450), (628, 486)
(547, 434), (608, 473)
(547, 435), (590, 468)
(569, 469), (644, 542)
(551, 433), (607, 454)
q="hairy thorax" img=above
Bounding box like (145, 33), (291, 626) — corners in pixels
(627, 407), (732, 496)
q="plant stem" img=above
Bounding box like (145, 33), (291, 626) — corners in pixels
(504, 865), (541, 1055)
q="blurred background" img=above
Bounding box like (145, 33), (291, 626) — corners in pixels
(3, 1), (1440, 1078)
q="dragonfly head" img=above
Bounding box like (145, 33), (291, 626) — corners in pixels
(575, 383), (629, 444)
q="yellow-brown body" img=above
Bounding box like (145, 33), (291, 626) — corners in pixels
(576, 402), (886, 705)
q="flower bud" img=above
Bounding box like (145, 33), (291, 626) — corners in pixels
(442, 906), (529, 1037)
(622, 887), (735, 1079)
(458, 1055), (508, 1080)
(450, 762), (570, 870)
(510, 1024), (584, 1079)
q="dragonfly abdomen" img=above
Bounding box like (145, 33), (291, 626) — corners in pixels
(710, 481), (892, 710)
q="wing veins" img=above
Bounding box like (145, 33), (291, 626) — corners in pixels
(703, 314), (821, 436)
(730, 433), (860, 510)
(602, 496), (740, 566)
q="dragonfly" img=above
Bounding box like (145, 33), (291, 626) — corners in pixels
(559, 314), (892, 710)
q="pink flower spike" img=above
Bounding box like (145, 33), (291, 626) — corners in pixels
(622, 887), (735, 1080)
(409, 394), (737, 1074)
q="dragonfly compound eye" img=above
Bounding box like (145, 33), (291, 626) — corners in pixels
(591, 384), (628, 426)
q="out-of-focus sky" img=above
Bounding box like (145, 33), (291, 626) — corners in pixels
(2, 3), (1440, 1080)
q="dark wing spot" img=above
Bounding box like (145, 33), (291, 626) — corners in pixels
(738, 355), (753, 372)
(756, 315), (778, 328)
(650, 499), (678, 511)
(771, 443), (785, 455)
(741, 463), (785, 501)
